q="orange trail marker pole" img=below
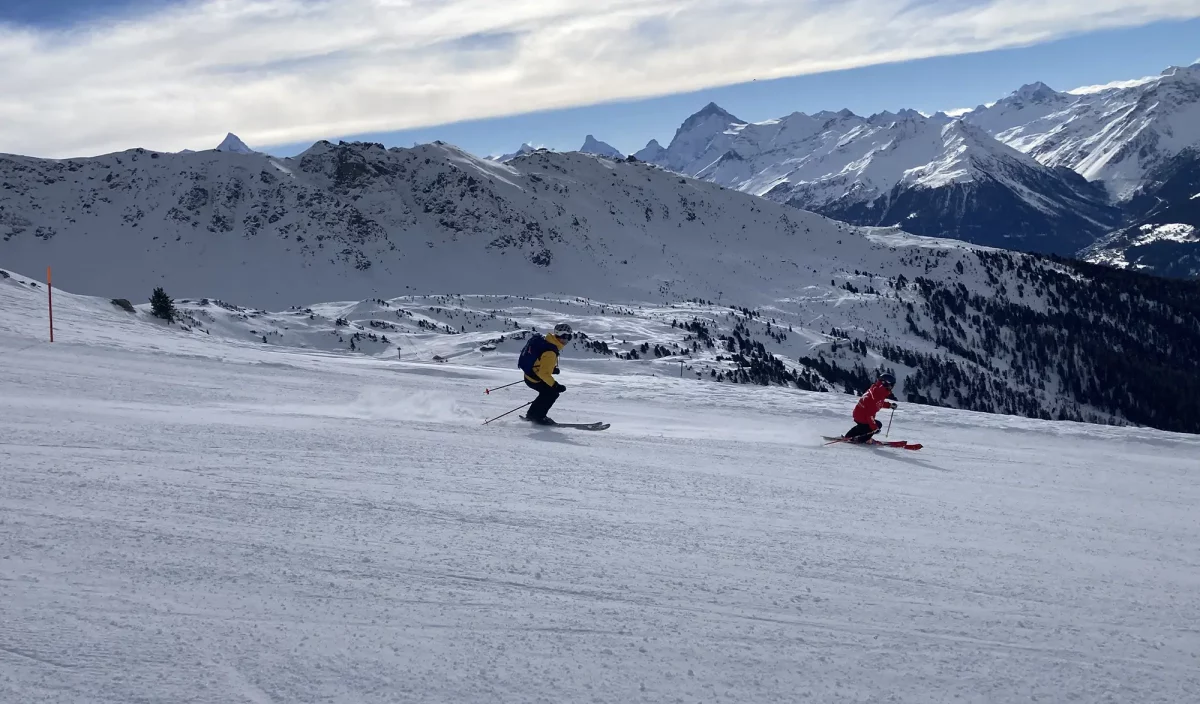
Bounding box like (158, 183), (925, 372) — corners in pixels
(47, 266), (54, 342)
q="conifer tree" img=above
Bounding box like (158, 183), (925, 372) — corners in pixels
(150, 287), (176, 323)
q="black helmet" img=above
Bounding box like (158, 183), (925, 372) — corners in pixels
(878, 372), (896, 387)
(553, 323), (573, 341)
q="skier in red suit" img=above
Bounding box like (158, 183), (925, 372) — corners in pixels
(844, 373), (898, 443)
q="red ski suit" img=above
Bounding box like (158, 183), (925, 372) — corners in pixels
(853, 381), (894, 424)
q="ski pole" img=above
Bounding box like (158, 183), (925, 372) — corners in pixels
(483, 401), (532, 425)
(886, 406), (895, 438)
(485, 380), (522, 395)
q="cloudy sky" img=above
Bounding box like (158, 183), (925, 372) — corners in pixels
(2, 0), (1198, 159)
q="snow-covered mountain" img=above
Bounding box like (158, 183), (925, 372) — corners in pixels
(0, 139), (880, 307)
(579, 135), (623, 159)
(632, 103), (1119, 254)
(966, 64), (1200, 202)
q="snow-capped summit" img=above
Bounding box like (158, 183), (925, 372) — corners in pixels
(682, 102), (743, 129)
(493, 143), (541, 162)
(1012, 81), (1067, 104)
(579, 135), (623, 160)
(215, 133), (255, 154)
(961, 82), (1074, 138)
(966, 63), (1200, 200)
(637, 98), (1118, 254)
(633, 139), (667, 163)
(659, 103), (746, 172)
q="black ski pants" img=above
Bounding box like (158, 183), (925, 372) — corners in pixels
(525, 379), (561, 420)
(844, 420), (882, 443)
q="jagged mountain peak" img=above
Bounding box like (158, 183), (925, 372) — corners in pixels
(807, 108), (858, 122)
(579, 135), (623, 159)
(686, 101), (739, 121)
(1011, 81), (1064, 104)
(633, 139), (667, 163)
(493, 143), (541, 162)
(674, 103), (745, 139)
(215, 133), (254, 154)
(869, 108), (935, 126)
(1160, 62), (1200, 81)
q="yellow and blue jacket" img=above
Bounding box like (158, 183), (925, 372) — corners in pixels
(524, 334), (566, 386)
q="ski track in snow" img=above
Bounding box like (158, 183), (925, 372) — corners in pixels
(3, 306), (1200, 702)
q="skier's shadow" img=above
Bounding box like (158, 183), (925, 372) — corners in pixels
(527, 429), (586, 446)
(869, 446), (950, 472)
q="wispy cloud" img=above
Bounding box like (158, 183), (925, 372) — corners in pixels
(2, 0), (1198, 157)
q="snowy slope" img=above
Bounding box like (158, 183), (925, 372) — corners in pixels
(6, 223), (1200, 436)
(2, 268), (1199, 704)
(634, 104), (1118, 254)
(967, 64), (1200, 201)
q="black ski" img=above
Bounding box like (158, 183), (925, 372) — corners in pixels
(521, 416), (610, 431)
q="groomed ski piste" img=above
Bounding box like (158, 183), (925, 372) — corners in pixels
(2, 270), (1199, 703)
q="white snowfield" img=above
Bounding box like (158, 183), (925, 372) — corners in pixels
(3, 273), (1200, 704)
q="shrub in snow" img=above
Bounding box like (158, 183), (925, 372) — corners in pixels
(111, 298), (135, 313)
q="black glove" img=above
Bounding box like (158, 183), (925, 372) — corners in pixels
(555, 383), (566, 393)
(553, 367), (560, 374)
(889, 402), (898, 410)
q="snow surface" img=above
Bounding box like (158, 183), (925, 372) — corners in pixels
(1083, 223), (1200, 271)
(3, 267), (1199, 703)
(1130, 223), (1199, 246)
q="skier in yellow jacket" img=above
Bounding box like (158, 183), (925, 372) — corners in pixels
(517, 323), (573, 425)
